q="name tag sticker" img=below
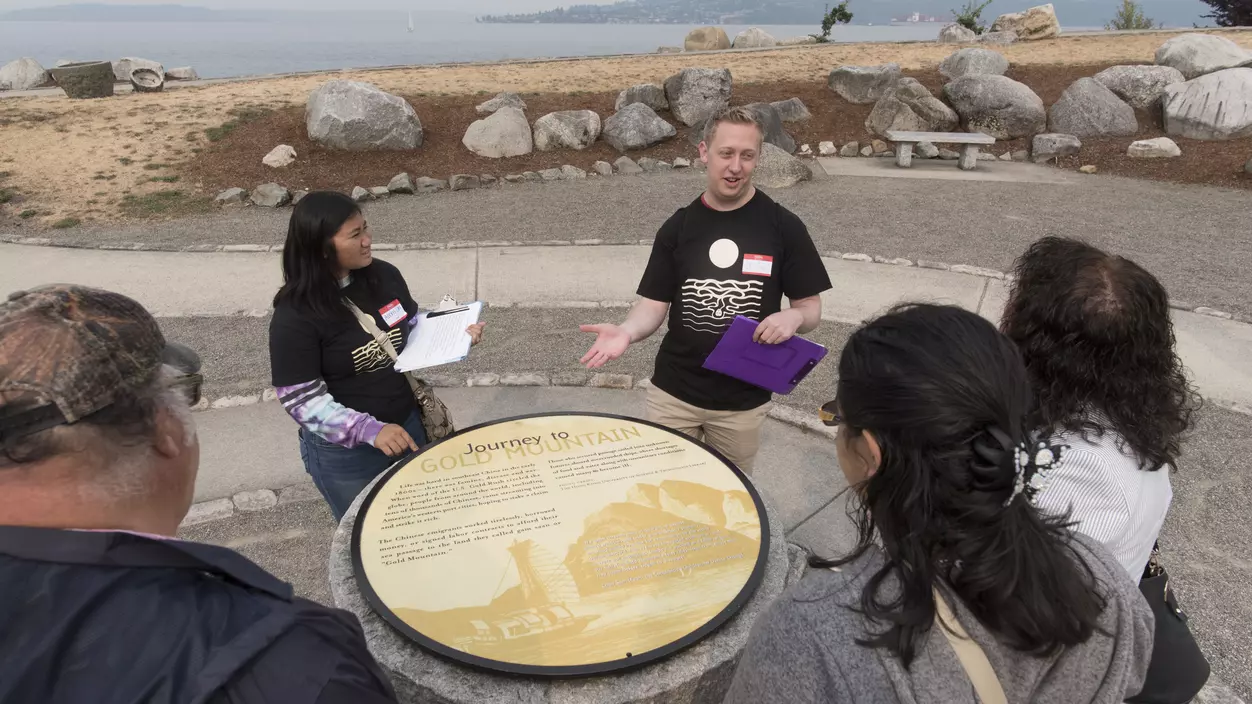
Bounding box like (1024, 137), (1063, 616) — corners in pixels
(743, 254), (774, 277)
(380, 300), (408, 328)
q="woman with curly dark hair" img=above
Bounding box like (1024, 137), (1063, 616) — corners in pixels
(1001, 236), (1199, 578)
(726, 304), (1153, 703)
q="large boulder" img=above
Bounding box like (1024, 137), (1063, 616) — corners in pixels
(307, 80), (423, 151)
(754, 142), (812, 189)
(938, 23), (977, 43)
(979, 31), (1019, 46)
(684, 26), (731, 52)
(602, 103), (677, 151)
(1155, 33), (1252, 80)
(1047, 78), (1137, 138)
(1162, 68), (1252, 141)
(165, 66), (199, 81)
(48, 61), (114, 99)
(989, 3), (1060, 41)
(664, 68), (732, 127)
(744, 103), (796, 153)
(939, 48), (1009, 79)
(827, 63), (901, 104)
(771, 97), (811, 122)
(1093, 65), (1186, 109)
(476, 92), (526, 116)
(112, 57), (163, 83)
(943, 74), (1047, 139)
(532, 110), (601, 151)
(866, 77), (959, 137)
(733, 28), (777, 49)
(0, 58), (51, 91)
(615, 83), (668, 112)
(462, 106), (534, 157)
(1031, 133), (1082, 162)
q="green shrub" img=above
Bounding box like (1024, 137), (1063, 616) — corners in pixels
(952, 0), (994, 34)
(814, 1), (854, 42)
(1106, 0), (1161, 29)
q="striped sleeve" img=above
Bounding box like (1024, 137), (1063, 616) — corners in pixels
(1034, 447), (1135, 574)
(276, 380), (386, 449)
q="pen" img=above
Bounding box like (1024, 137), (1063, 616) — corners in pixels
(427, 306), (470, 318)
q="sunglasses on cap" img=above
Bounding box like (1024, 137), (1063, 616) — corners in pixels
(0, 348), (203, 445)
(818, 400), (844, 427)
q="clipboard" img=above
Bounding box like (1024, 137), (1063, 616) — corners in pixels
(701, 315), (828, 395)
(393, 301), (483, 372)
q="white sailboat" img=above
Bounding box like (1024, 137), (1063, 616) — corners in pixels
(407, 11), (414, 32)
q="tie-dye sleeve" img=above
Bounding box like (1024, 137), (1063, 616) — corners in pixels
(276, 379), (386, 449)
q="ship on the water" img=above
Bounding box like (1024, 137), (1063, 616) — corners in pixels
(454, 539), (598, 656)
(890, 11), (950, 25)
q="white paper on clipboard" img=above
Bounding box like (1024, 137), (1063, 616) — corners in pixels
(394, 301), (482, 372)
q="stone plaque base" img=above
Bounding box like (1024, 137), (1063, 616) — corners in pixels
(330, 472), (805, 704)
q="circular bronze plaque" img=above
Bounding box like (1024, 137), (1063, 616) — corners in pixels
(352, 412), (769, 677)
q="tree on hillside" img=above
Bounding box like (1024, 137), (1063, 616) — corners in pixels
(813, 2), (854, 42)
(1199, 0), (1252, 25)
(1106, 0), (1160, 29)
(951, 0), (994, 35)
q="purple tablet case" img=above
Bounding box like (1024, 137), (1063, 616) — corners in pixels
(702, 316), (828, 395)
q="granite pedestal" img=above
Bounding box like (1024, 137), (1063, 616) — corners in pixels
(330, 472), (806, 704)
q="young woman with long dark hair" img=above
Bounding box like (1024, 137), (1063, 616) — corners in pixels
(269, 191), (483, 520)
(1002, 236), (1198, 578)
(726, 304), (1153, 703)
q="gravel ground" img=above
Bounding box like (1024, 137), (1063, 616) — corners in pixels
(41, 169), (1252, 317)
(178, 500), (337, 606)
(1159, 406), (1252, 700)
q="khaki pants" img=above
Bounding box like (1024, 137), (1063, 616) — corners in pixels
(646, 385), (770, 475)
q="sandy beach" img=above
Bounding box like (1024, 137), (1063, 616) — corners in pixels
(2, 29), (1251, 227)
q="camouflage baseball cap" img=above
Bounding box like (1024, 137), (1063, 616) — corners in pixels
(0, 285), (200, 442)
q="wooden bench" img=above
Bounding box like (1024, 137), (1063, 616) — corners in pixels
(885, 130), (997, 171)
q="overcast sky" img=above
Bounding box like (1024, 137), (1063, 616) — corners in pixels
(0, 0), (622, 12)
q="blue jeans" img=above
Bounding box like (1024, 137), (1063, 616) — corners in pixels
(298, 410), (427, 521)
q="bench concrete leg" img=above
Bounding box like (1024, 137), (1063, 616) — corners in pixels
(958, 144), (979, 171)
(895, 143), (914, 168)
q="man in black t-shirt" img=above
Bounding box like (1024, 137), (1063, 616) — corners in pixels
(581, 106), (832, 473)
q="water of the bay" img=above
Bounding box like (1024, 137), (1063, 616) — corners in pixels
(0, 15), (961, 80)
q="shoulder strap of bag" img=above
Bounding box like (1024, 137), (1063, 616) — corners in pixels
(933, 587), (1009, 704)
(344, 299), (420, 394)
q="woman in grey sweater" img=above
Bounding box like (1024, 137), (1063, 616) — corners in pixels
(726, 304), (1154, 704)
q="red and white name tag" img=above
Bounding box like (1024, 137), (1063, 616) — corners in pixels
(379, 300), (408, 328)
(742, 254), (774, 277)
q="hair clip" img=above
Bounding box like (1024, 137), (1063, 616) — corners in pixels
(1004, 439), (1067, 507)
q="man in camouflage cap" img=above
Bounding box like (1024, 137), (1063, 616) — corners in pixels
(0, 285), (397, 704)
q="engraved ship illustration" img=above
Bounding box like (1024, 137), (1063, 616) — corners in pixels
(455, 539), (598, 653)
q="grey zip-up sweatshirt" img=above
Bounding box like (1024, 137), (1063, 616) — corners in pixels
(725, 534), (1153, 703)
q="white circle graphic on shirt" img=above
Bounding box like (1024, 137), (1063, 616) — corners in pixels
(708, 239), (739, 269)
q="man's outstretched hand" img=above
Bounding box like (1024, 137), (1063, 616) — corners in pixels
(580, 324), (631, 368)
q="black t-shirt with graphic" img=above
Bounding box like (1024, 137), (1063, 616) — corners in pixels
(269, 259), (417, 425)
(637, 190), (833, 411)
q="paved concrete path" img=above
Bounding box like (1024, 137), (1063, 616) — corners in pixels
(182, 387), (1251, 701)
(3, 242), (1249, 411)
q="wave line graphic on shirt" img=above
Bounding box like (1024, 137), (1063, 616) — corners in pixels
(680, 279), (763, 333)
(351, 328), (404, 374)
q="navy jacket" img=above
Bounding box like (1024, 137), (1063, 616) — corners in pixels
(0, 526), (397, 704)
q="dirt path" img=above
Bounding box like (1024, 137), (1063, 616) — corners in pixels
(2, 29), (1251, 225)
